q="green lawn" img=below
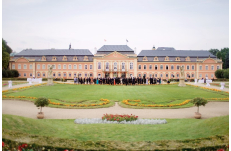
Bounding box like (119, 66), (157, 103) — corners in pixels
(2, 114), (229, 150)
(3, 83), (228, 109)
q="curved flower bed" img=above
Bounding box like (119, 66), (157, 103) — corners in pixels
(74, 118), (167, 125)
(122, 99), (191, 107)
(186, 84), (227, 93)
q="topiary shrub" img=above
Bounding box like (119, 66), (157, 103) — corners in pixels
(6, 70), (13, 78)
(215, 69), (224, 78)
(11, 69), (19, 77)
(34, 97), (49, 113)
(190, 97), (208, 113)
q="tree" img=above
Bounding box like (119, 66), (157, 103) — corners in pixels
(209, 49), (219, 56)
(225, 50), (229, 69)
(34, 97), (50, 113)
(191, 97), (208, 113)
(223, 69), (229, 79)
(2, 39), (12, 69)
(220, 48), (229, 69)
(215, 69), (224, 78)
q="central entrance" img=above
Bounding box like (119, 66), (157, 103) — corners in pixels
(105, 72), (110, 78)
(121, 73), (126, 78)
(113, 72), (117, 78)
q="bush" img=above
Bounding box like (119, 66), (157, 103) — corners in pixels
(34, 97), (49, 113)
(6, 70), (13, 78)
(223, 69), (229, 79)
(2, 70), (8, 78)
(215, 69), (224, 78)
(11, 69), (19, 77)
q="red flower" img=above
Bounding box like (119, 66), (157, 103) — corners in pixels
(117, 119), (119, 121)
(21, 143), (28, 148)
(114, 119), (116, 120)
(18, 146), (22, 151)
(64, 150), (69, 151)
(2, 142), (4, 147)
(217, 149), (225, 151)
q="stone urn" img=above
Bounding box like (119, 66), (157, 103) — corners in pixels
(194, 112), (201, 119)
(37, 112), (44, 119)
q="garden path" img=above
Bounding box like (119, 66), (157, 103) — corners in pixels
(2, 100), (229, 119)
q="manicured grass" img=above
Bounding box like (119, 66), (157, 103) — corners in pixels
(3, 83), (228, 109)
(2, 114), (229, 142)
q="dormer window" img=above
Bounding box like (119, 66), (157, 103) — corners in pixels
(52, 56), (57, 61)
(73, 56), (78, 61)
(143, 56), (148, 61)
(164, 56), (169, 61)
(175, 57), (180, 61)
(83, 56), (89, 61)
(41, 56), (46, 61)
(185, 56), (190, 61)
(153, 56), (159, 61)
(62, 56), (67, 61)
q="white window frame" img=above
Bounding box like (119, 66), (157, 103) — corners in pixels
(160, 65), (163, 70)
(24, 73), (26, 77)
(58, 73), (61, 77)
(23, 64), (27, 69)
(205, 65), (208, 70)
(166, 65), (169, 70)
(149, 65), (152, 70)
(217, 65), (220, 70)
(63, 73), (66, 77)
(144, 65), (146, 70)
(192, 73), (194, 78)
(18, 64), (21, 69)
(43, 73), (46, 77)
(37, 64), (40, 69)
(199, 65), (202, 70)
(58, 64), (61, 69)
(90, 64), (93, 69)
(199, 74), (202, 78)
(171, 65), (174, 70)
(211, 74), (214, 78)
(12, 64), (15, 69)
(187, 65), (190, 70)
(63, 64), (66, 69)
(98, 62), (101, 69)
(130, 62), (133, 70)
(74, 64), (77, 69)
(69, 73), (71, 77)
(29, 64), (32, 69)
(42, 64), (45, 69)
(177, 65), (180, 70)
(211, 65), (214, 70)
(155, 65), (158, 70)
(68, 64), (72, 69)
(79, 64), (82, 69)
(192, 65), (195, 70)
(85, 65), (88, 70)
(52, 65), (56, 69)
(138, 65), (141, 70)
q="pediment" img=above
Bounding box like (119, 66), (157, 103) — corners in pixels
(203, 58), (216, 63)
(103, 51), (129, 59)
(15, 57), (30, 62)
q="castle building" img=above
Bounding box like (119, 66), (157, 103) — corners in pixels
(9, 45), (222, 79)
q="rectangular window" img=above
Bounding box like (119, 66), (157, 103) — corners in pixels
(90, 65), (92, 69)
(48, 65), (50, 69)
(43, 73), (46, 77)
(24, 73), (26, 77)
(52, 65), (56, 69)
(130, 62), (133, 70)
(90, 73), (93, 77)
(98, 62), (101, 69)
(166, 74), (168, 77)
(68, 65), (72, 69)
(79, 64), (82, 69)
(63, 65), (66, 69)
(29, 64), (32, 69)
(171, 65), (174, 70)
(37, 64), (40, 69)
(149, 65), (152, 70)
(42, 65), (45, 69)
(155, 65), (158, 70)
(205, 74), (208, 77)
(160, 74), (163, 77)
(18, 64), (21, 69)
(177, 74), (179, 77)
(12, 64), (15, 69)
(138, 65), (141, 69)
(160, 65), (163, 70)
(187, 65), (189, 70)
(23, 65), (27, 69)
(63, 73), (66, 77)
(85, 73), (87, 77)
(192, 65), (194, 70)
(85, 65), (87, 70)
(74, 65), (77, 69)
(58, 73), (61, 77)
(171, 74), (174, 78)
(74, 73), (76, 77)
(79, 73), (82, 77)
(155, 74), (157, 77)
(211, 74), (214, 78)
(177, 65), (180, 70)
(69, 73), (71, 77)
(19, 73), (21, 77)
(199, 66), (202, 70)
(205, 66), (208, 70)
(199, 74), (202, 77)
(138, 74), (141, 77)
(217, 66), (220, 70)
(58, 65), (61, 69)
(192, 74), (194, 77)
(144, 65), (146, 70)
(211, 66), (214, 70)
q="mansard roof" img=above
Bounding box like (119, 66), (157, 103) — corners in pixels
(15, 49), (93, 56)
(97, 45), (134, 52)
(138, 50), (215, 58)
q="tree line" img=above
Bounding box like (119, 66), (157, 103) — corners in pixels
(209, 48), (229, 69)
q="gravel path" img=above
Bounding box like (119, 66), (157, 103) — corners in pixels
(2, 100), (229, 119)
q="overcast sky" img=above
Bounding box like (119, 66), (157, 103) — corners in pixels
(2, 0), (229, 54)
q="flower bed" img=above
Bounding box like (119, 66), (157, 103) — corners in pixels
(74, 118), (167, 125)
(102, 114), (138, 122)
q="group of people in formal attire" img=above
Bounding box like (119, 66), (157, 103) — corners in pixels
(73, 77), (165, 85)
